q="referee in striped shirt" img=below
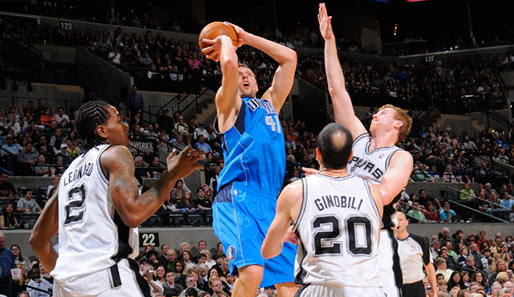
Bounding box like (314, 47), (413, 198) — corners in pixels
(395, 212), (438, 297)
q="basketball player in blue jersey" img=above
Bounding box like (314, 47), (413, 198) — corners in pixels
(200, 23), (298, 297)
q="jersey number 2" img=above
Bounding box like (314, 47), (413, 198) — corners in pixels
(313, 215), (372, 256)
(64, 185), (86, 225)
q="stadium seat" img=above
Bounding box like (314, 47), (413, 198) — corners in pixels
(169, 213), (186, 227)
(185, 213), (206, 226)
(18, 213), (39, 229)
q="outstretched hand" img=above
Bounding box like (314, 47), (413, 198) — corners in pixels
(318, 3), (334, 41)
(166, 146), (205, 179)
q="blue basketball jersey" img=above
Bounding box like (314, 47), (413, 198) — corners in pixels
(217, 97), (285, 197)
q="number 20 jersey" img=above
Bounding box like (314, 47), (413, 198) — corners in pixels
(52, 144), (138, 281)
(293, 174), (381, 288)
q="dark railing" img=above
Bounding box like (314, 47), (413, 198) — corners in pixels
(444, 187), (509, 223)
(482, 109), (512, 131)
(142, 211), (213, 228)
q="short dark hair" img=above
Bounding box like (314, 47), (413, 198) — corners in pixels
(185, 287), (198, 297)
(76, 101), (111, 149)
(317, 123), (353, 169)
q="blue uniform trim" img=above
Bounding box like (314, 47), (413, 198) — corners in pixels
(214, 183), (234, 203)
(234, 101), (246, 135)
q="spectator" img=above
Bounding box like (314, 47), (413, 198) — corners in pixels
(0, 173), (16, 199)
(154, 265), (166, 287)
(53, 108), (70, 128)
(158, 109), (174, 135)
(407, 201), (426, 223)
(411, 162), (433, 182)
(0, 232), (16, 296)
(163, 271), (184, 296)
(149, 156), (164, 178)
(439, 201), (457, 223)
(174, 116), (189, 136)
(0, 202), (19, 229)
(435, 257), (454, 283)
(65, 139), (81, 160)
(179, 275), (205, 297)
(195, 136), (212, 154)
(442, 165), (458, 183)
(33, 155), (51, 176)
(16, 142), (38, 173)
(39, 108), (55, 128)
(96, 35), (113, 58)
(209, 279), (225, 297)
(423, 201), (441, 223)
(171, 134), (186, 152)
(127, 85), (144, 116)
(55, 144), (71, 166)
(26, 266), (52, 297)
(1, 135), (22, 173)
(163, 249), (177, 272)
(108, 46), (121, 64)
(194, 189), (212, 212)
(460, 183), (476, 201)
(142, 264), (163, 295)
(36, 136), (55, 165)
(194, 123), (209, 142)
(10, 244), (30, 273)
(16, 189), (41, 214)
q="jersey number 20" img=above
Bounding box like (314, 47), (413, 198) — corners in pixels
(312, 215), (372, 256)
(64, 185), (86, 225)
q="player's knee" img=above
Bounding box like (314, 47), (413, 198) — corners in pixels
(238, 265), (264, 286)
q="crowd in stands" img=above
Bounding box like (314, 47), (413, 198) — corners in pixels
(297, 52), (511, 113)
(382, 25), (514, 57)
(2, 90), (514, 228)
(2, 225), (514, 296)
(2, 14), (512, 112)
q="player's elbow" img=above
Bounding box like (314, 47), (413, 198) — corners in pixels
(118, 210), (143, 228)
(29, 231), (44, 250)
(261, 245), (280, 259)
(123, 215), (142, 228)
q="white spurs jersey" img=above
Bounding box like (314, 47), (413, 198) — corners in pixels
(293, 174), (381, 288)
(347, 133), (403, 229)
(52, 144), (139, 281)
(347, 133), (402, 184)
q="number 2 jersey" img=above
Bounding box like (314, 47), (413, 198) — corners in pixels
(293, 174), (381, 288)
(347, 133), (403, 229)
(52, 144), (139, 281)
(216, 97), (285, 197)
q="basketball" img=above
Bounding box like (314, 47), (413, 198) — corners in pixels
(198, 21), (238, 50)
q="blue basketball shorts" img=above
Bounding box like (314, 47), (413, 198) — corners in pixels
(212, 182), (296, 287)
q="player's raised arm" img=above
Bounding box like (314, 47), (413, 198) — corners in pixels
(319, 3), (366, 138)
(29, 189), (58, 272)
(201, 35), (241, 134)
(226, 22), (297, 113)
(377, 150), (413, 205)
(102, 145), (204, 228)
(261, 180), (303, 259)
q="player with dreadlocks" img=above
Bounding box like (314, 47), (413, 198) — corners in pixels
(30, 101), (204, 297)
